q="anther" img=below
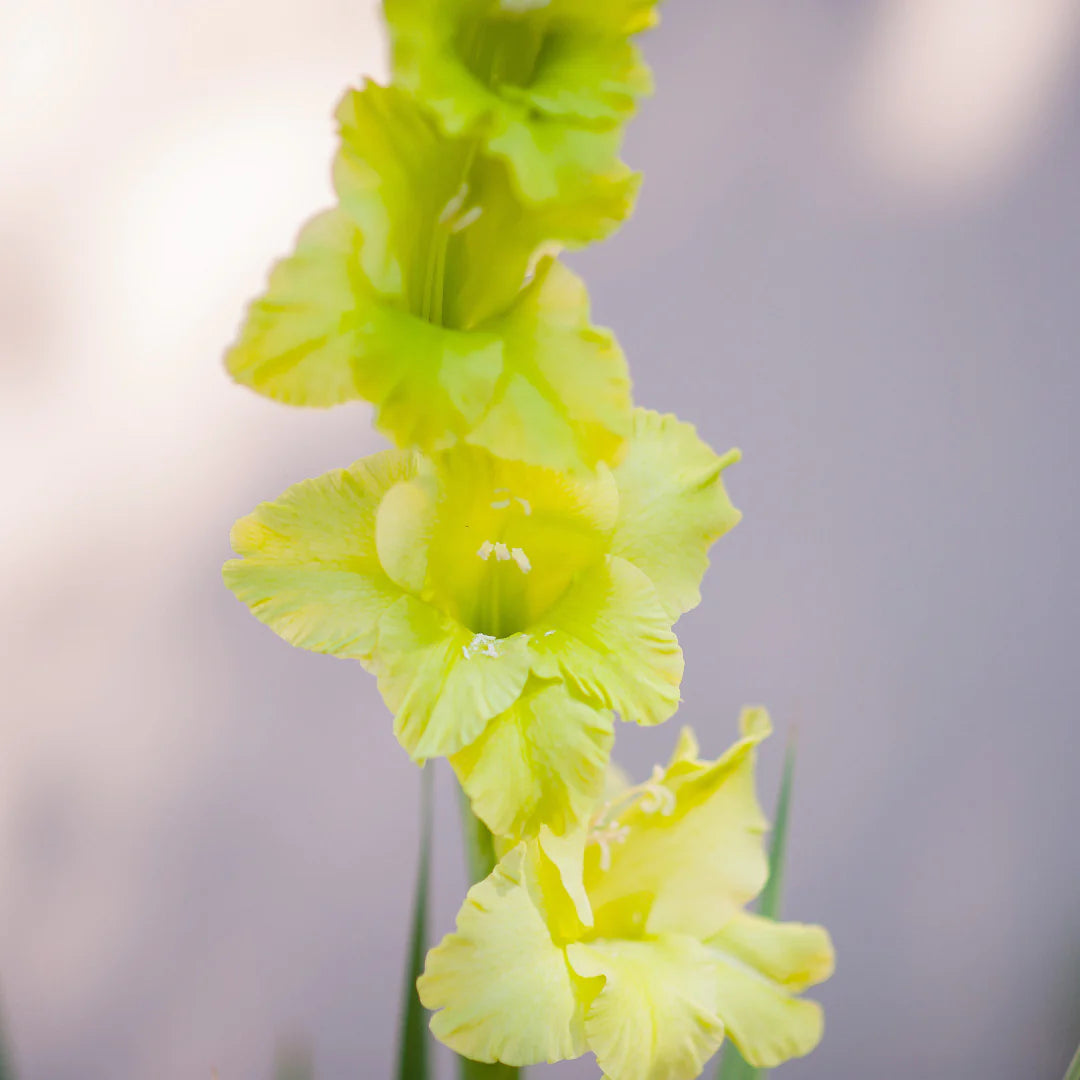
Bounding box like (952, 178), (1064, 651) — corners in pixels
(450, 206), (483, 233)
(438, 182), (469, 225)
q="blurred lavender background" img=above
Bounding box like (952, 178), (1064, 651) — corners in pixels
(2, 1), (1079, 1077)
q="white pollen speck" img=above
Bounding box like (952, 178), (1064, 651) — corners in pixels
(490, 499), (511, 510)
(494, 542), (511, 561)
(516, 497), (532, 516)
(511, 547), (532, 573)
(544, 629), (556, 637)
(477, 540), (495, 560)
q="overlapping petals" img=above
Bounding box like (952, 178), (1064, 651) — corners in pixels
(223, 409), (740, 836)
(384, 0), (656, 214)
(225, 81), (632, 472)
(418, 711), (835, 1079)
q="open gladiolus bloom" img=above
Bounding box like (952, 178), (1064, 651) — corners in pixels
(224, 409), (741, 837)
(420, 710), (835, 1078)
(226, 83), (634, 473)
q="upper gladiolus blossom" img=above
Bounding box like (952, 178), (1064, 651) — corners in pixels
(226, 82), (633, 473)
(419, 710), (835, 1080)
(384, 0), (657, 210)
(224, 409), (740, 837)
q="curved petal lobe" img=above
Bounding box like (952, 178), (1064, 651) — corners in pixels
(612, 409), (742, 620)
(566, 934), (725, 1080)
(222, 452), (416, 660)
(418, 844), (588, 1066)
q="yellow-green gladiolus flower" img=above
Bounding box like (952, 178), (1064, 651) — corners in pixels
(384, 0), (656, 210)
(223, 409), (740, 837)
(418, 710), (835, 1079)
(225, 81), (632, 472)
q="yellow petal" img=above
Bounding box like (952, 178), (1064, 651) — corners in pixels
(586, 711), (771, 940)
(532, 555), (684, 726)
(710, 911), (835, 994)
(466, 257), (632, 472)
(452, 681), (614, 839)
(611, 409), (742, 620)
(418, 844), (589, 1066)
(706, 913), (834, 1069)
(566, 934), (726, 1080)
(222, 451), (416, 660)
(224, 208), (371, 407)
(374, 595), (533, 761)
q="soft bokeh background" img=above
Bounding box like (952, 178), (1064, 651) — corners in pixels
(2, 1), (1079, 1077)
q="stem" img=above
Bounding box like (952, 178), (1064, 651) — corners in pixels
(457, 788), (522, 1080)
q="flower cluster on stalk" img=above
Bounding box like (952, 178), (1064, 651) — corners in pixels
(223, 2), (834, 1076)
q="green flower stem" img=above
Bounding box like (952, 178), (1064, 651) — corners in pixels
(457, 787), (522, 1080)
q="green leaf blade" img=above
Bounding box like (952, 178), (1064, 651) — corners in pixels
(716, 731), (797, 1080)
(1064, 1038), (1080, 1080)
(397, 765), (435, 1080)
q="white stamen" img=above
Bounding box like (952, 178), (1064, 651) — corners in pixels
(438, 182), (469, 224)
(544, 629), (556, 637)
(516, 497), (532, 516)
(494, 542), (511, 561)
(511, 547), (532, 573)
(490, 499), (511, 510)
(638, 765), (677, 816)
(477, 540), (495, 561)
(463, 632), (500, 659)
(450, 205), (483, 233)
(588, 823), (630, 871)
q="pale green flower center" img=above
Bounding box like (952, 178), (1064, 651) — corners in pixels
(586, 766), (676, 871)
(457, 8), (551, 92)
(429, 485), (583, 638)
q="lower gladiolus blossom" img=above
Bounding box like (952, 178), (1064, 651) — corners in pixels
(224, 409), (740, 838)
(418, 710), (835, 1080)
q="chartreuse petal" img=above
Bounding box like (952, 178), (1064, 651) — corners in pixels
(375, 595), (534, 761)
(531, 556), (684, 725)
(585, 709), (772, 941)
(224, 209), (371, 407)
(451, 679), (614, 838)
(707, 914), (834, 1069)
(465, 257), (632, 473)
(385, 0), (646, 219)
(222, 451), (416, 661)
(228, 82), (632, 470)
(423, 719), (833, 1077)
(544, 0), (662, 35)
(566, 934), (726, 1080)
(335, 82), (554, 327)
(417, 844), (591, 1066)
(500, 34), (651, 126)
(612, 410), (742, 620)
